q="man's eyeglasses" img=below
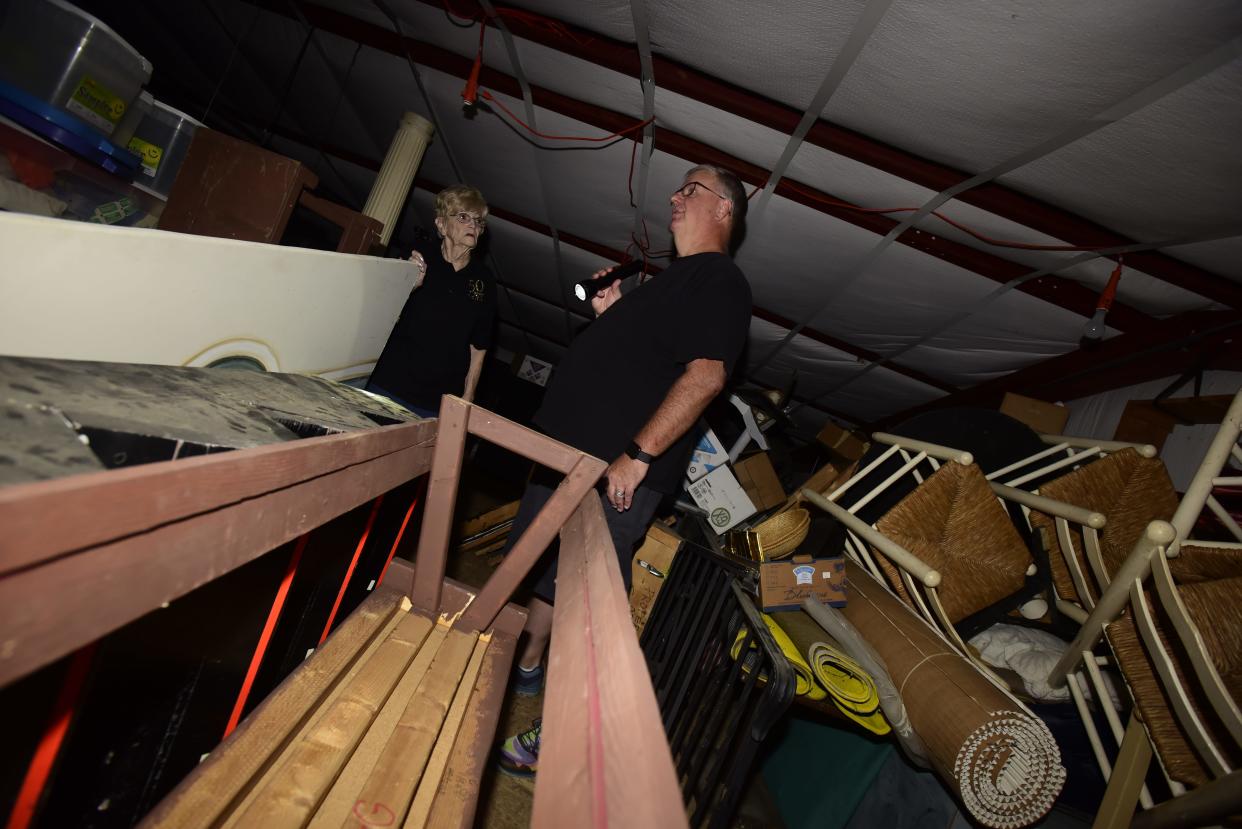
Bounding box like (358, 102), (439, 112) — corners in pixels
(672, 181), (728, 202)
(452, 211), (487, 229)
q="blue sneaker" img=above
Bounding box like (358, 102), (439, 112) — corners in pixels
(512, 663), (544, 697)
(498, 718), (541, 777)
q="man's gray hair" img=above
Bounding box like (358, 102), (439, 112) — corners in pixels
(687, 164), (747, 228)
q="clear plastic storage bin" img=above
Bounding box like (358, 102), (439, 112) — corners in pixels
(127, 98), (203, 199)
(0, 0), (153, 137)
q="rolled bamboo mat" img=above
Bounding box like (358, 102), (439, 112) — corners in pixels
(840, 561), (1065, 828)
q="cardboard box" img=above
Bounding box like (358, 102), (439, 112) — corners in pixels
(687, 465), (757, 534)
(733, 451), (785, 512)
(629, 522), (683, 635)
(686, 425), (730, 482)
(1000, 392), (1069, 435)
(757, 554), (846, 612)
(816, 421), (867, 462)
(797, 459), (856, 501)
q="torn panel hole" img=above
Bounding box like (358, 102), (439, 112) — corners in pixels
(358, 410), (403, 427)
(259, 413), (344, 439)
(76, 427), (233, 470)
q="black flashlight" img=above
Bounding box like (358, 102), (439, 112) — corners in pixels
(573, 260), (645, 302)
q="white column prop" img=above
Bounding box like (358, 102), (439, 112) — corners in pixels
(362, 112), (435, 246)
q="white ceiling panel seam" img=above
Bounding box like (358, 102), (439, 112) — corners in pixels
(753, 0), (896, 216)
(750, 33), (1242, 380)
(800, 228), (1242, 407)
(478, 0), (578, 344)
(626, 0), (658, 263)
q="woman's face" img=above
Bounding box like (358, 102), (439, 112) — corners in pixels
(437, 208), (486, 252)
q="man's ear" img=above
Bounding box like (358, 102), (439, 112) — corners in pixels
(714, 199), (732, 223)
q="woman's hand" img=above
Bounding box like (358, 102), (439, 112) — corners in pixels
(410, 250), (428, 288)
(588, 266), (623, 316)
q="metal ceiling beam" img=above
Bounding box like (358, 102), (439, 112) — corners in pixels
(244, 0), (1155, 333)
(412, 0), (1242, 312)
(874, 310), (1242, 429)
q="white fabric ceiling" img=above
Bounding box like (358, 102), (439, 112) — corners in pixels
(80, 0), (1242, 432)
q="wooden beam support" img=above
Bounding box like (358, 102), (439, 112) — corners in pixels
(0, 419), (437, 578)
(533, 493), (687, 828)
(0, 427), (435, 687)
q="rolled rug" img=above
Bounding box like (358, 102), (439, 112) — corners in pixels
(731, 612), (827, 701)
(840, 561), (1065, 829)
(769, 611), (890, 736)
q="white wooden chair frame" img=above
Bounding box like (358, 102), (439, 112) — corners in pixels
(1045, 389), (1242, 829)
(802, 433), (1094, 682)
(984, 434), (1159, 624)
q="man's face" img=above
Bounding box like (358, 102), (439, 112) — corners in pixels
(437, 209), (486, 250)
(669, 172), (728, 239)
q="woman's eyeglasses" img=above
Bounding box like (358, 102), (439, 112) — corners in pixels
(452, 212), (487, 229)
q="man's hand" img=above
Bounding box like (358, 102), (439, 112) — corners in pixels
(588, 265), (623, 316)
(605, 454), (649, 512)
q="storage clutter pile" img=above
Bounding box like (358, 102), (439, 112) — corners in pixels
(0, 0), (199, 208)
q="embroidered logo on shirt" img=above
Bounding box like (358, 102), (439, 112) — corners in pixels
(468, 279), (485, 302)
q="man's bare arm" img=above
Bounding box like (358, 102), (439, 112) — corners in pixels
(605, 357), (727, 510)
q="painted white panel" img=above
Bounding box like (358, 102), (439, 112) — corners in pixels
(826, 1), (1242, 172)
(0, 213), (419, 380)
(1163, 236), (1242, 285)
(998, 61), (1242, 243)
(746, 318), (944, 424)
(1064, 372), (1242, 490)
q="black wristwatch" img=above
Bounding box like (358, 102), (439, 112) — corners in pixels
(625, 441), (654, 464)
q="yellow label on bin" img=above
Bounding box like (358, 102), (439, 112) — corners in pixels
(127, 137), (163, 177)
(67, 76), (127, 134)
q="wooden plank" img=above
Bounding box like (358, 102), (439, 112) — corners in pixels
(0, 442), (434, 686)
(403, 632), (490, 829)
(423, 624), (519, 829)
(533, 494), (687, 829)
(458, 500), (520, 540)
(0, 418), (437, 576)
(347, 628), (479, 827)
(457, 453), (606, 632)
(231, 612), (434, 828)
(410, 397), (471, 614)
(310, 621), (451, 828)
(140, 588), (407, 828)
(1092, 716), (1152, 829)
(467, 406), (585, 474)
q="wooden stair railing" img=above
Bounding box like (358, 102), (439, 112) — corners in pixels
(0, 396), (686, 829)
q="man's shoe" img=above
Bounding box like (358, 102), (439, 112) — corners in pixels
(512, 663), (544, 697)
(498, 718), (542, 777)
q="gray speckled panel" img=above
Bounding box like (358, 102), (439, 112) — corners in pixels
(0, 403), (105, 486)
(0, 357), (421, 486)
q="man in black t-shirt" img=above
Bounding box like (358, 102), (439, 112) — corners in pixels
(498, 164), (752, 777)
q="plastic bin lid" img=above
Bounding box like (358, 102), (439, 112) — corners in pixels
(150, 98), (205, 128)
(0, 78), (140, 176)
(39, 0), (154, 76)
